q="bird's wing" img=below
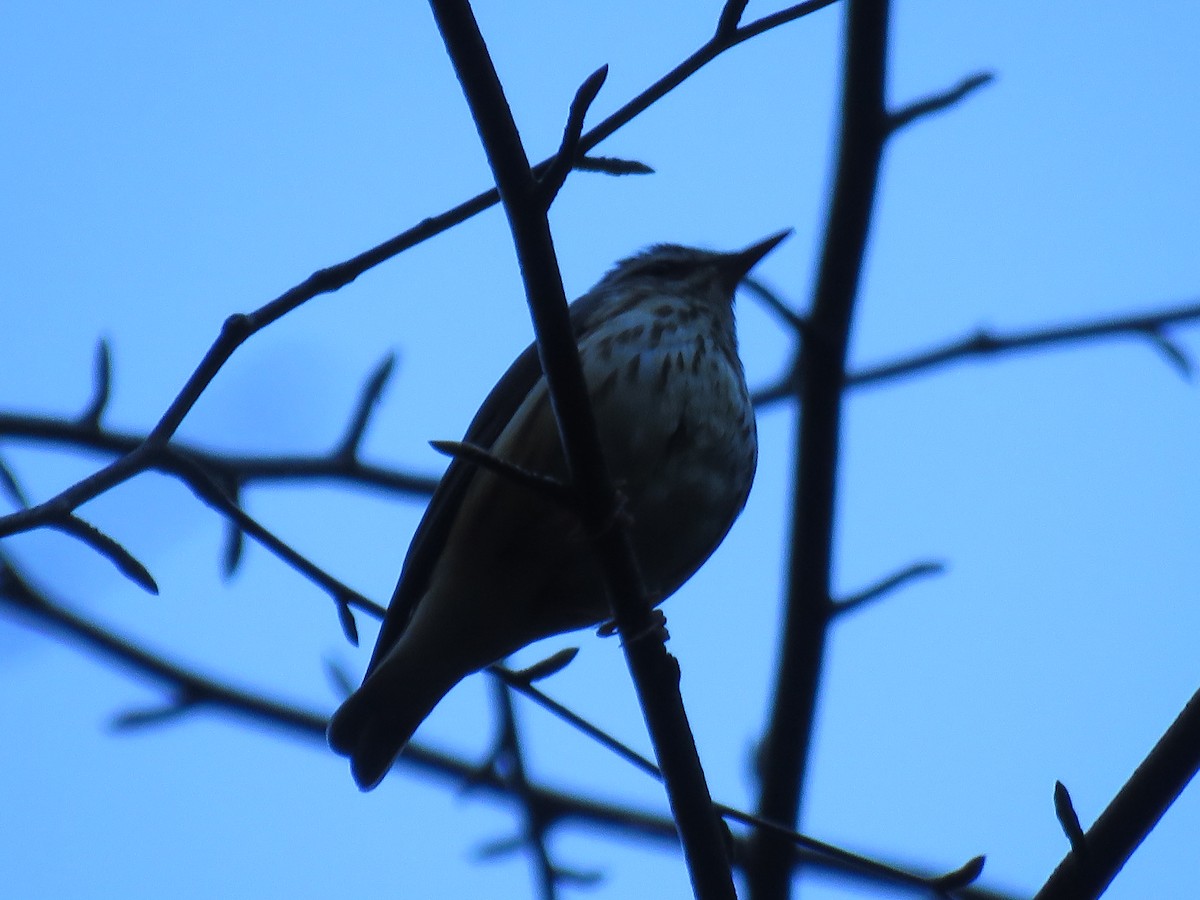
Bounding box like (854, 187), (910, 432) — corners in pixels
(364, 292), (607, 676)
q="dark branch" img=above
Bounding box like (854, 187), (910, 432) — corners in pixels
(751, 298), (1200, 411)
(574, 155), (654, 176)
(430, 0), (735, 895)
(888, 71), (994, 133)
(81, 339), (112, 429)
(852, 300), (1200, 389)
(834, 560), (946, 617)
(1035, 687), (1200, 899)
(336, 353), (396, 460)
(1053, 781), (1088, 858)
(430, 440), (576, 508)
(749, 3), (892, 895)
(53, 514), (158, 594)
(0, 409), (440, 499)
(538, 65), (610, 204)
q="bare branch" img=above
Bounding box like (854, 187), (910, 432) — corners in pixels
(429, 3), (736, 893)
(574, 155), (654, 176)
(1142, 327), (1193, 379)
(111, 692), (202, 732)
(336, 353), (397, 460)
(53, 514), (158, 594)
(834, 560), (946, 617)
(538, 65), (610, 205)
(849, 300), (1200, 390)
(80, 339), (113, 430)
(0, 410), (440, 499)
(888, 71), (995, 133)
(1053, 781), (1088, 857)
(430, 440), (575, 507)
(749, 2), (892, 893)
(1035, 686), (1200, 899)
(715, 0), (751, 38)
(742, 276), (809, 336)
(0, 455), (29, 509)
(170, 452), (383, 624)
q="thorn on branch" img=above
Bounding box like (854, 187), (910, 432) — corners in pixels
(715, 0), (750, 38)
(538, 65), (609, 206)
(888, 71), (995, 134)
(337, 353), (397, 460)
(110, 691), (201, 731)
(931, 854), (986, 892)
(1142, 328), (1193, 380)
(574, 155), (654, 176)
(54, 514), (159, 594)
(80, 338), (113, 429)
(431, 440), (576, 508)
(0, 456), (30, 509)
(834, 560), (946, 617)
(1054, 780), (1089, 857)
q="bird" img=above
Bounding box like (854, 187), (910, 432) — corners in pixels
(327, 230), (790, 790)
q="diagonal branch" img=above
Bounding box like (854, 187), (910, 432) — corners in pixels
(887, 71), (994, 134)
(1034, 686), (1200, 900)
(428, 1), (736, 896)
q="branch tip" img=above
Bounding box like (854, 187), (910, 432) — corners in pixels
(81, 338), (113, 428)
(56, 515), (159, 594)
(715, 0), (750, 38)
(339, 352), (398, 459)
(1054, 780), (1088, 856)
(932, 854), (986, 891)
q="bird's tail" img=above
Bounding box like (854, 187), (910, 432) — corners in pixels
(327, 666), (448, 791)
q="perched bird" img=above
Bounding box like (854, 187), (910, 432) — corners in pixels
(328, 230), (790, 790)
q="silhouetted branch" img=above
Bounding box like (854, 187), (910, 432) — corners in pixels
(1053, 781), (1088, 858)
(80, 338), (112, 429)
(752, 297), (1200, 409)
(749, 3), (892, 895)
(888, 71), (994, 133)
(1035, 687), (1200, 900)
(0, 409), (440, 498)
(574, 156), (654, 176)
(538, 65), (610, 204)
(835, 560), (946, 617)
(851, 300), (1200, 389)
(483, 677), (562, 900)
(336, 353), (396, 461)
(54, 514), (158, 594)
(429, 1), (734, 895)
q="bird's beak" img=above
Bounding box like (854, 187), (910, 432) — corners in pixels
(724, 229), (792, 286)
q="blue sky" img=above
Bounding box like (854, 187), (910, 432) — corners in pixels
(2, 3), (1198, 898)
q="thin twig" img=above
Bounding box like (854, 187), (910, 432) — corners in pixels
(888, 71), (994, 133)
